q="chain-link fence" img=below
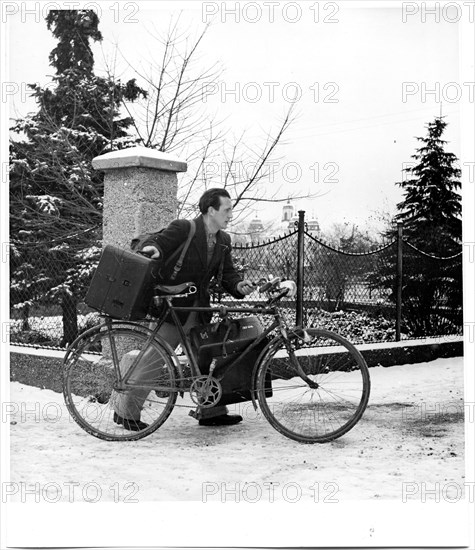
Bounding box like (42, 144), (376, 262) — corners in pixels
(10, 233), (101, 350)
(400, 240), (462, 338)
(302, 233), (399, 343)
(211, 230), (300, 330)
(10, 212), (463, 349)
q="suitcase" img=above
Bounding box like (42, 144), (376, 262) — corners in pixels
(85, 245), (160, 320)
(189, 317), (273, 405)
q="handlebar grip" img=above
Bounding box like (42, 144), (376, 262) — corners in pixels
(259, 277), (281, 293)
(269, 288), (290, 303)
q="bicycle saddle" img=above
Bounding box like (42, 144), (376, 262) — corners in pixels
(154, 282), (197, 295)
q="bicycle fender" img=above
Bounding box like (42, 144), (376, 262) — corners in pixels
(63, 321), (111, 364)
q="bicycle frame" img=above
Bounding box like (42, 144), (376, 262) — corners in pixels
(107, 283), (318, 411)
(115, 293), (288, 402)
(170, 302), (320, 391)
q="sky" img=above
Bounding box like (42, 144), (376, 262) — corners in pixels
(3, 1), (473, 234)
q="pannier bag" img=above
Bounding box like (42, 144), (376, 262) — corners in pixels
(189, 316), (263, 362)
(189, 316), (273, 406)
(85, 245), (160, 320)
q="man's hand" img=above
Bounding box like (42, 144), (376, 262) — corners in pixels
(237, 280), (255, 296)
(140, 246), (161, 259)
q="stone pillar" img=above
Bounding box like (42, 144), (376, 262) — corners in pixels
(92, 146), (187, 248)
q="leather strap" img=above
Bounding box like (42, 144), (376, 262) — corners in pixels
(170, 220), (196, 281)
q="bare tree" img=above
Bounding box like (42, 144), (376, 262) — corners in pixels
(114, 19), (315, 217)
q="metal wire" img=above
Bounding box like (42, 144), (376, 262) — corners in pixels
(10, 216), (462, 348)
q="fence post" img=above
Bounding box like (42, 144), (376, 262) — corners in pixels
(92, 146), (187, 249)
(396, 222), (403, 341)
(296, 210), (305, 326)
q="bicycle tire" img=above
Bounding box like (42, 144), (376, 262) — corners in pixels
(255, 327), (370, 443)
(63, 323), (177, 441)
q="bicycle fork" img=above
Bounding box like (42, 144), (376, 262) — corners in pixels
(283, 328), (319, 389)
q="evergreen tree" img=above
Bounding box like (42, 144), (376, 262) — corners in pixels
(391, 116), (461, 254)
(374, 116), (462, 336)
(10, 10), (146, 346)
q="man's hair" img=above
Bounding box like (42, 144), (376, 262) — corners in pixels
(199, 188), (231, 214)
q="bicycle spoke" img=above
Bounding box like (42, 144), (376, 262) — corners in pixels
(63, 324), (177, 441)
(256, 328), (370, 443)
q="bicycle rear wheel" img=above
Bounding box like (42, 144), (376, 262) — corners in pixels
(255, 328), (370, 443)
(63, 323), (177, 441)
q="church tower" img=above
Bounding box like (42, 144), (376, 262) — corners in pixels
(282, 200), (294, 222)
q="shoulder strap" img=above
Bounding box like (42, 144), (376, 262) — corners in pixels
(216, 243), (228, 286)
(169, 220), (196, 281)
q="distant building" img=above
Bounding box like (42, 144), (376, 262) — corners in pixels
(282, 200), (294, 223)
(281, 199), (320, 236)
(234, 213), (265, 244)
(248, 214), (264, 237)
(236, 200), (319, 243)
(307, 216), (320, 235)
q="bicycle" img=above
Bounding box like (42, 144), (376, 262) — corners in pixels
(63, 278), (371, 443)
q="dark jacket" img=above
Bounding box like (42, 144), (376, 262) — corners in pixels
(143, 215), (244, 321)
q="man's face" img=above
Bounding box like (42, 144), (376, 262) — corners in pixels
(210, 196), (233, 230)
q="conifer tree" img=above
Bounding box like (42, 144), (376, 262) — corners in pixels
(376, 116), (462, 336)
(391, 116), (461, 254)
(10, 10), (145, 345)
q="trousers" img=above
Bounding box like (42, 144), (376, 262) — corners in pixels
(113, 314), (228, 421)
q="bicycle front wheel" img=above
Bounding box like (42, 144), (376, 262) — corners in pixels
(255, 328), (370, 443)
(63, 323), (177, 441)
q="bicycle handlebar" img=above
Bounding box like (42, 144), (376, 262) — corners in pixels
(259, 277), (281, 293)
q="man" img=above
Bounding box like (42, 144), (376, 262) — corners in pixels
(113, 188), (254, 431)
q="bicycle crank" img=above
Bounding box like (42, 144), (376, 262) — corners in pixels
(190, 376), (222, 408)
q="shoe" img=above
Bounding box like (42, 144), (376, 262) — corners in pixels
(113, 412), (149, 431)
(199, 414), (243, 426)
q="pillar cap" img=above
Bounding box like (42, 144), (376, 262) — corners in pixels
(92, 146), (187, 172)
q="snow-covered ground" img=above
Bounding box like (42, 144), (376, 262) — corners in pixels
(7, 356), (465, 503)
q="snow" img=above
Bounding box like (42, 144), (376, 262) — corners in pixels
(92, 145), (187, 172)
(4, 354), (474, 548)
(7, 356), (465, 503)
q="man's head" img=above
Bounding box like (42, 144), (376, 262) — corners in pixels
(199, 188), (233, 232)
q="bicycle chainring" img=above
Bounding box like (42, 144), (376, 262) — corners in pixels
(190, 376), (222, 408)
